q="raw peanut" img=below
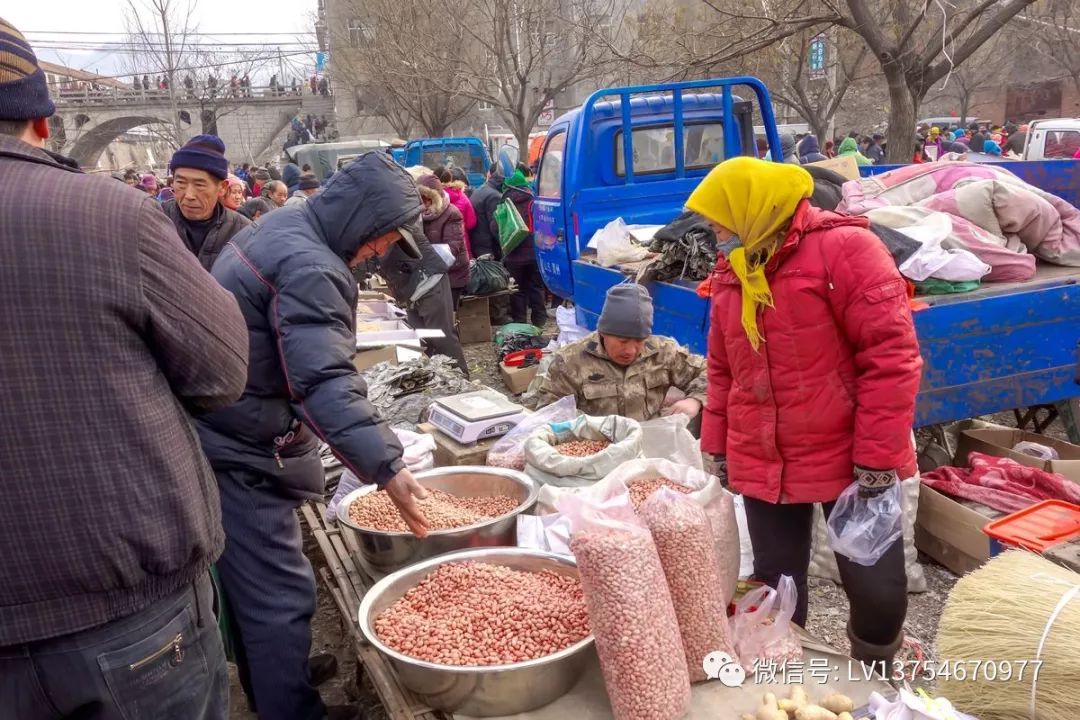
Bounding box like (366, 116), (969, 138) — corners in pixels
(794, 707), (838, 720)
(639, 489), (737, 682)
(555, 439), (610, 457)
(348, 488), (518, 532)
(570, 526), (690, 720)
(778, 685), (809, 714)
(373, 562), (589, 666)
(626, 477), (693, 511)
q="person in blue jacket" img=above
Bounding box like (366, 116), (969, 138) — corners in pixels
(199, 152), (431, 720)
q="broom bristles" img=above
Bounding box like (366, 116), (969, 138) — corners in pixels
(936, 551), (1080, 720)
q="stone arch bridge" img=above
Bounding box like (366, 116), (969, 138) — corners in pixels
(51, 86), (328, 167)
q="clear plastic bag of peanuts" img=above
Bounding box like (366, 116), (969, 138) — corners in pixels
(556, 478), (690, 720)
(639, 486), (738, 682)
(606, 456), (740, 605)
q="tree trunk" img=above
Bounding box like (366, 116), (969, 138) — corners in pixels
(884, 68), (917, 164)
(514, 120), (531, 162)
(811, 118), (829, 148)
(959, 96), (970, 127)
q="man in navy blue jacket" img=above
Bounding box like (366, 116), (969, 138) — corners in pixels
(201, 152), (431, 720)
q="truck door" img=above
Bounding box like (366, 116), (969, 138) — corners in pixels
(533, 129), (573, 298)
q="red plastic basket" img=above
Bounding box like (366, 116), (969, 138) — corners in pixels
(983, 499), (1080, 553)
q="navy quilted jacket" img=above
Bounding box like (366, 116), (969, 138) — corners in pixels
(198, 152), (423, 495)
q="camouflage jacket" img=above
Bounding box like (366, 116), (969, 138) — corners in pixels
(532, 333), (707, 421)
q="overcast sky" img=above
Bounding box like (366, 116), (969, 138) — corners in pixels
(8, 0), (317, 82)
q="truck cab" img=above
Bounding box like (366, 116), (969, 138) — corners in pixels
(402, 137), (492, 187)
(533, 77), (781, 336)
(1022, 118), (1080, 161)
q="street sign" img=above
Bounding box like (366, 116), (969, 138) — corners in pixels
(808, 34), (826, 80)
(538, 99), (555, 127)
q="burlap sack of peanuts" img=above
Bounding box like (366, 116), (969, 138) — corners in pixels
(808, 475), (926, 593)
(524, 414), (642, 488)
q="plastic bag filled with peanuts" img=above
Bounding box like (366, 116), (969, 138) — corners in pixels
(556, 478), (690, 720)
(639, 486), (739, 683)
(608, 457), (740, 605)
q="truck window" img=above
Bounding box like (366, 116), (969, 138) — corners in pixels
(537, 131), (566, 198)
(421, 145), (487, 173)
(1043, 130), (1080, 159)
(615, 123), (725, 176)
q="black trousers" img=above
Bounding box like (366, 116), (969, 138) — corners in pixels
(506, 260), (548, 328)
(742, 496), (908, 650)
(407, 275), (469, 377)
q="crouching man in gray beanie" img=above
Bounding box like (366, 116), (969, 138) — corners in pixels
(531, 282), (706, 421)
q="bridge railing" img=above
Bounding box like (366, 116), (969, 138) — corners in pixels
(52, 85), (317, 105)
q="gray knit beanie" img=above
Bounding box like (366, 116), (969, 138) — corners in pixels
(597, 283), (653, 339)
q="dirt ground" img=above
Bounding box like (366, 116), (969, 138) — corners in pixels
(227, 318), (1074, 718)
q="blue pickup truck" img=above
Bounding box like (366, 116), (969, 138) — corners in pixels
(533, 76), (1080, 431)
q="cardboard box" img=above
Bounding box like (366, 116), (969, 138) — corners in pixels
(353, 345), (397, 371)
(499, 361), (539, 395)
(457, 295), (493, 344)
(416, 422), (499, 466)
(806, 155), (860, 181)
(914, 484), (1002, 576)
(955, 428), (1080, 483)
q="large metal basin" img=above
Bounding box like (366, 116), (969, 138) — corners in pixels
(358, 548), (594, 716)
(336, 466), (537, 576)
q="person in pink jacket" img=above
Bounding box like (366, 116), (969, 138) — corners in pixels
(688, 157), (922, 674)
(436, 166), (477, 258)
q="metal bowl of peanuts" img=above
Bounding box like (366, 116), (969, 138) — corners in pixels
(336, 466), (539, 576)
(358, 547), (595, 716)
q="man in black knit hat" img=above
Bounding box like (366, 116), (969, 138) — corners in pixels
(0, 16), (248, 719)
(161, 133), (249, 271)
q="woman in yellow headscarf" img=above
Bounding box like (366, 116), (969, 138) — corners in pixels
(688, 156), (922, 674)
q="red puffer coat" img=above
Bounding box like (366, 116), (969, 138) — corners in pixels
(701, 201), (922, 504)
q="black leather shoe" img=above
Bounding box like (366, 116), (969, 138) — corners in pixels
(309, 653), (339, 687)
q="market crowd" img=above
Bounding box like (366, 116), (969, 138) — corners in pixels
(3, 15), (925, 720)
(769, 119), (1049, 168)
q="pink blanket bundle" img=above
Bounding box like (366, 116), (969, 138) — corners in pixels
(922, 452), (1080, 513)
(839, 163), (1080, 276)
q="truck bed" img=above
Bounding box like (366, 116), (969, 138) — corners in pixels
(570, 256), (1080, 428)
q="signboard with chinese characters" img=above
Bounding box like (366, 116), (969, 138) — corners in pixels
(808, 34), (826, 80)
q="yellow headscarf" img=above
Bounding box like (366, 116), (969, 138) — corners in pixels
(686, 157), (814, 350)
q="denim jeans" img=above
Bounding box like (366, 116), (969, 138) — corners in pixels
(0, 572), (227, 720)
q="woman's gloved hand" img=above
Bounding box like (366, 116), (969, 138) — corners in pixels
(855, 465), (899, 499)
(703, 453), (728, 487)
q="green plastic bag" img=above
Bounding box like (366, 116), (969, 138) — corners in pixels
(495, 198), (529, 255)
(494, 322), (541, 347)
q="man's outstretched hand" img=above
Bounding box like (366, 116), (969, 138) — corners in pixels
(384, 468), (431, 537)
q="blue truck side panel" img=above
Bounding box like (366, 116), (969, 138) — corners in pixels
(542, 78), (1080, 426)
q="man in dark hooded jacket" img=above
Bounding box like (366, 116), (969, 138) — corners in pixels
(796, 135), (828, 164)
(199, 152), (431, 720)
(469, 163), (504, 259)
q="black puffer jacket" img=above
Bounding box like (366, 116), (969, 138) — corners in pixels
(470, 174), (503, 259)
(160, 199), (249, 271)
(198, 152), (423, 496)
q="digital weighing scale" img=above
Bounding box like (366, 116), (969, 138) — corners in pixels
(428, 390), (526, 444)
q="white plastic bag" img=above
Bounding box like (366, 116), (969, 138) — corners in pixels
(868, 689), (979, 720)
(524, 414), (642, 487)
(593, 217), (650, 267)
(326, 429), (435, 521)
(638, 414), (702, 471)
(554, 305), (589, 347)
(730, 575), (803, 672)
(827, 483), (904, 566)
(487, 395), (577, 470)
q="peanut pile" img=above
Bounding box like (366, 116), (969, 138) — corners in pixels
(555, 439), (611, 457)
(570, 526), (690, 720)
(347, 489), (518, 532)
(374, 562), (590, 666)
(626, 477), (693, 511)
(639, 490), (738, 682)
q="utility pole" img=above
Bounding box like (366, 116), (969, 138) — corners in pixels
(278, 48), (285, 94)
